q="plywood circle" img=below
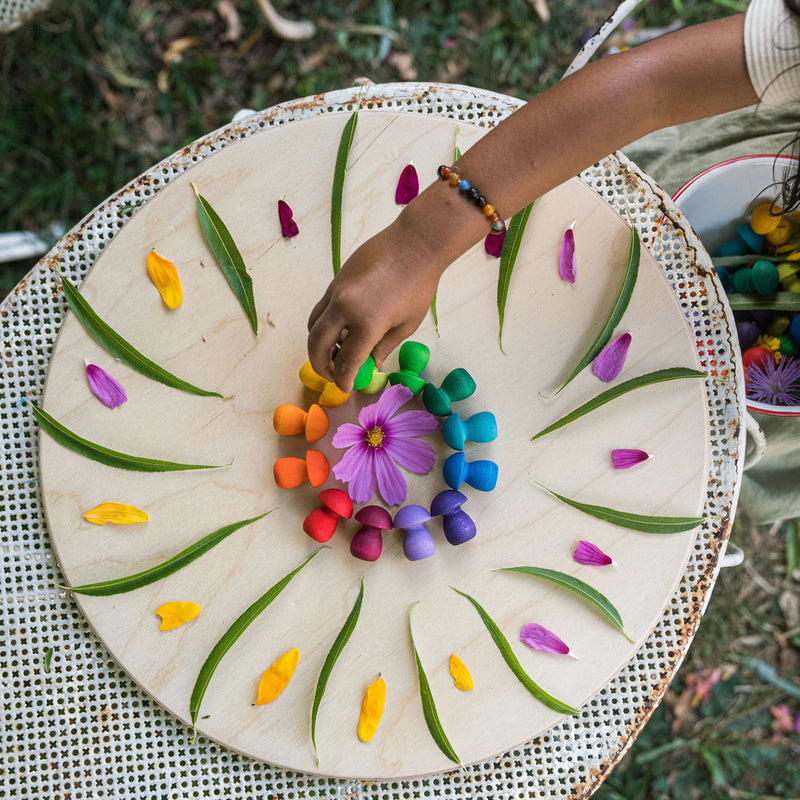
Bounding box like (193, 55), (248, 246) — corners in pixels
(39, 110), (709, 779)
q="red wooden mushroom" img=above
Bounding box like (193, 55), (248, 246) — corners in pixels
(303, 488), (353, 542)
(350, 505), (393, 562)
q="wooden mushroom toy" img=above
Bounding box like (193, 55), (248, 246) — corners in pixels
(273, 449), (330, 489)
(350, 505), (393, 561)
(352, 355), (389, 395)
(299, 361), (350, 408)
(273, 402), (329, 442)
(422, 368), (476, 416)
(393, 504), (434, 561)
(430, 489), (476, 545)
(303, 488), (353, 542)
(388, 341), (430, 395)
(441, 411), (497, 450)
(442, 452), (498, 492)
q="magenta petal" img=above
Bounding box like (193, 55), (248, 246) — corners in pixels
(375, 452), (408, 506)
(382, 409), (438, 438)
(611, 448), (649, 469)
(358, 383), (411, 429)
(382, 435), (436, 474)
(559, 227), (577, 283)
(395, 164), (419, 204)
(484, 229), (505, 258)
(520, 623), (571, 655)
(86, 364), (127, 408)
(573, 540), (613, 566)
(592, 332), (632, 382)
(333, 444), (377, 503)
(278, 199), (299, 238)
(331, 422), (365, 449)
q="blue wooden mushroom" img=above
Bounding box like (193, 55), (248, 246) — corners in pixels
(443, 452), (498, 492)
(441, 411), (497, 450)
(393, 504), (435, 561)
(430, 490), (476, 545)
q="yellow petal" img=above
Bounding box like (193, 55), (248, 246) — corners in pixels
(357, 676), (386, 742)
(155, 601), (201, 631)
(83, 502), (149, 525)
(256, 648), (299, 704)
(147, 249), (183, 309)
(449, 654), (474, 691)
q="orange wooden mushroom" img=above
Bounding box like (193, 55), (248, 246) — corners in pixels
(303, 488), (353, 542)
(273, 449), (330, 489)
(273, 403), (329, 442)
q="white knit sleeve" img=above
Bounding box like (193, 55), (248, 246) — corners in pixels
(745, 0), (800, 104)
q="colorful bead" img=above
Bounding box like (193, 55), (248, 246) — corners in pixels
(458, 179), (471, 191)
(437, 165), (504, 235)
(438, 165), (451, 178)
(476, 195), (487, 207)
(491, 220), (506, 232)
(449, 173), (460, 186)
(482, 204), (495, 217)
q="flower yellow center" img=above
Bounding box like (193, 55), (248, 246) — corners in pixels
(365, 426), (384, 448)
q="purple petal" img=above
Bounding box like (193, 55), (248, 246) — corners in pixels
(559, 227), (576, 283)
(86, 364), (127, 408)
(611, 448), (649, 469)
(331, 422), (365, 449)
(375, 452), (408, 506)
(382, 409), (438, 438)
(484, 229), (505, 258)
(520, 623), (571, 655)
(333, 443), (377, 503)
(358, 383), (411, 429)
(278, 199), (299, 238)
(395, 164), (419, 205)
(382, 435), (436, 474)
(573, 540), (613, 566)
(592, 333), (632, 382)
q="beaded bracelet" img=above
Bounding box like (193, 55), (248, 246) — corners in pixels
(437, 165), (506, 234)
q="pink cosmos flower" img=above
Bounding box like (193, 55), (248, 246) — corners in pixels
(332, 383), (438, 505)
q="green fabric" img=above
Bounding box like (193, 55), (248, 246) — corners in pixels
(622, 103), (800, 524)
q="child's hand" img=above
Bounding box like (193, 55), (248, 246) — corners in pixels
(307, 220), (441, 392)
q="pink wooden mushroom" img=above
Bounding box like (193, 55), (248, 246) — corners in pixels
(350, 505), (393, 562)
(303, 488), (353, 542)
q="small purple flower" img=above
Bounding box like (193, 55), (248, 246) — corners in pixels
(593, 332), (631, 382)
(484, 228), (505, 258)
(520, 623), (573, 656)
(395, 164), (419, 204)
(85, 363), (127, 408)
(746, 355), (800, 406)
(332, 383), (438, 505)
(278, 199), (299, 238)
(573, 540), (613, 566)
(611, 448), (649, 469)
(559, 225), (576, 283)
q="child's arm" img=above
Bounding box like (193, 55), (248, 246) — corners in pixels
(308, 13), (757, 392)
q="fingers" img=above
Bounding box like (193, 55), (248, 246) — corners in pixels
(371, 324), (414, 370)
(331, 322), (380, 393)
(307, 306), (345, 382)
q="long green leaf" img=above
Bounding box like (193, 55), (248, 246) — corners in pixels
(193, 184), (258, 335)
(495, 566), (631, 640)
(43, 647), (54, 673)
(554, 222), (640, 394)
(190, 547), (323, 728)
(430, 290), (439, 337)
(61, 511), (272, 596)
(531, 367), (706, 441)
(30, 402), (230, 472)
(452, 588), (579, 716)
(497, 202), (534, 352)
(331, 111), (358, 276)
(533, 480), (706, 534)
(60, 275), (222, 397)
(409, 604), (461, 765)
(311, 578), (364, 763)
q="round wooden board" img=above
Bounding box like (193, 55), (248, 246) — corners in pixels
(39, 110), (709, 779)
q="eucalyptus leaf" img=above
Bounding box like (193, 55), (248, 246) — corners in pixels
(331, 111), (358, 275)
(60, 511), (272, 596)
(531, 367), (706, 441)
(533, 480), (706, 534)
(43, 647), (54, 673)
(190, 547), (323, 729)
(30, 402), (231, 473)
(452, 588), (579, 715)
(498, 202), (534, 352)
(193, 183), (258, 335)
(554, 222), (640, 394)
(311, 578), (364, 764)
(60, 275), (222, 397)
(728, 291), (800, 311)
(496, 566), (632, 640)
(409, 604), (461, 765)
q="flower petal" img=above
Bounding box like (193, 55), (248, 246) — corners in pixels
(83, 502), (148, 525)
(278, 199), (299, 238)
(333, 444), (377, 503)
(358, 383), (412, 429)
(395, 164), (419, 205)
(573, 539), (613, 566)
(155, 601), (201, 631)
(86, 363), (128, 408)
(611, 448), (649, 469)
(375, 450), (408, 506)
(331, 422), (365, 449)
(256, 648), (299, 704)
(592, 332), (632, 382)
(382, 409), (438, 438)
(559, 226), (576, 283)
(382, 435), (436, 474)
(449, 654), (474, 691)
(146, 249), (183, 309)
(519, 622), (571, 655)
(484, 229), (505, 258)
(358, 676), (387, 741)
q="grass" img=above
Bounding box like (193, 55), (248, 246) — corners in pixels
(2, 0), (797, 795)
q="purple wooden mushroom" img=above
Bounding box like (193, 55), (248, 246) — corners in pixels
(350, 505), (393, 562)
(430, 490), (476, 545)
(393, 504), (435, 561)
